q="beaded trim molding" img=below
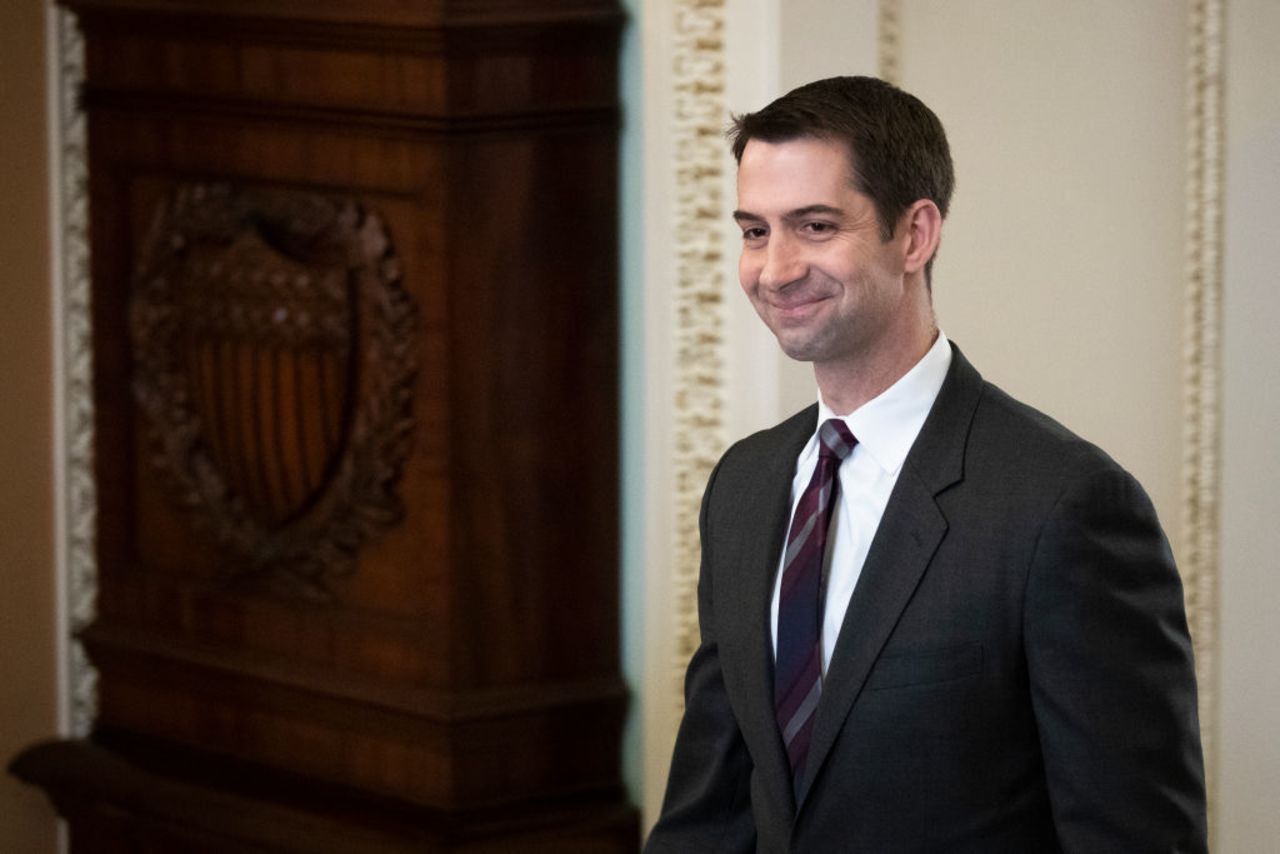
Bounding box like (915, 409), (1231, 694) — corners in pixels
(52, 7), (98, 738)
(878, 0), (902, 86)
(669, 0), (730, 709)
(1183, 0), (1225, 828)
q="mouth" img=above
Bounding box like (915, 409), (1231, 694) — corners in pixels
(770, 296), (831, 323)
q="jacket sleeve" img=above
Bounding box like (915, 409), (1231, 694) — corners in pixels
(644, 456), (757, 854)
(1025, 464), (1208, 853)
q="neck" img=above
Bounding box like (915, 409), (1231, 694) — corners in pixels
(815, 316), (938, 416)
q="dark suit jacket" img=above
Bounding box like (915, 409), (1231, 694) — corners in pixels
(645, 345), (1207, 853)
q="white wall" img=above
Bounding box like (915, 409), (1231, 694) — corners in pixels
(1218, 0), (1280, 847)
(904, 2), (1187, 547)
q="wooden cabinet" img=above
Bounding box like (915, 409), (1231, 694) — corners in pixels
(11, 1), (634, 850)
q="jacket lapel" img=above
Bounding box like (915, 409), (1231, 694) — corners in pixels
(796, 345), (984, 808)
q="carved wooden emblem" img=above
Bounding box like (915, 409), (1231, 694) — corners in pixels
(130, 184), (416, 599)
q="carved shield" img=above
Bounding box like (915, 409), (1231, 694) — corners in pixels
(131, 184), (416, 598)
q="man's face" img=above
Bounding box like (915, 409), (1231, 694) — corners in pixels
(734, 137), (909, 370)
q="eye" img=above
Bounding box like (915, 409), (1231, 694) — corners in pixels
(741, 226), (768, 244)
(801, 221), (837, 237)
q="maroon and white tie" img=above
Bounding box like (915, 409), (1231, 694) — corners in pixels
(775, 418), (856, 784)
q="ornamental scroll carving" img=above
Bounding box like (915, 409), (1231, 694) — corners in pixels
(130, 185), (417, 600)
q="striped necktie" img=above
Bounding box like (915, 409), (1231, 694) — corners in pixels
(775, 418), (856, 784)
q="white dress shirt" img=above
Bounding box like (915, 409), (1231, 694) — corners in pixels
(770, 332), (953, 675)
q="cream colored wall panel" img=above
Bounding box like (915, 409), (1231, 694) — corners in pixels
(779, 0), (879, 93)
(900, 2), (1188, 552)
(1219, 0), (1280, 847)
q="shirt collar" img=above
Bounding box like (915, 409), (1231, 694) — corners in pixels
(808, 331), (952, 475)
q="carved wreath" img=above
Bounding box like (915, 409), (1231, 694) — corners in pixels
(130, 184), (417, 600)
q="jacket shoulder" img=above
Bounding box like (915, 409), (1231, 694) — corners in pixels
(905, 342), (1143, 504)
(967, 379), (1138, 490)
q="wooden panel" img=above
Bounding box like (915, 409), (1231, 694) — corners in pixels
(13, 0), (633, 848)
(13, 740), (636, 853)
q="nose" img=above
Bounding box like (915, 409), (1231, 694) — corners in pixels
(757, 234), (807, 291)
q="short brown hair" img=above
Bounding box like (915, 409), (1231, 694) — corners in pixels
(729, 76), (955, 279)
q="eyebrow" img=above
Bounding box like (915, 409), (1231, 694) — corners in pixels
(732, 204), (846, 224)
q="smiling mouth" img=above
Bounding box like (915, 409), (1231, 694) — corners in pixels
(771, 297), (830, 321)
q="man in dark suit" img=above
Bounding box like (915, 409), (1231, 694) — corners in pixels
(645, 77), (1207, 852)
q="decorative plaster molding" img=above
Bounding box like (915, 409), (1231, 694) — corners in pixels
(52, 6), (98, 737)
(670, 0), (729, 710)
(1183, 0), (1224, 830)
(877, 0), (902, 85)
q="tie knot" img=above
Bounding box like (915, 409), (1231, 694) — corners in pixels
(817, 418), (856, 461)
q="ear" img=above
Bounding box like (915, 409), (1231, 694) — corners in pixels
(899, 199), (943, 276)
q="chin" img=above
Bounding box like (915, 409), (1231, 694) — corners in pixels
(775, 336), (826, 364)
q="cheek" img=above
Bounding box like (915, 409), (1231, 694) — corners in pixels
(738, 253), (758, 293)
